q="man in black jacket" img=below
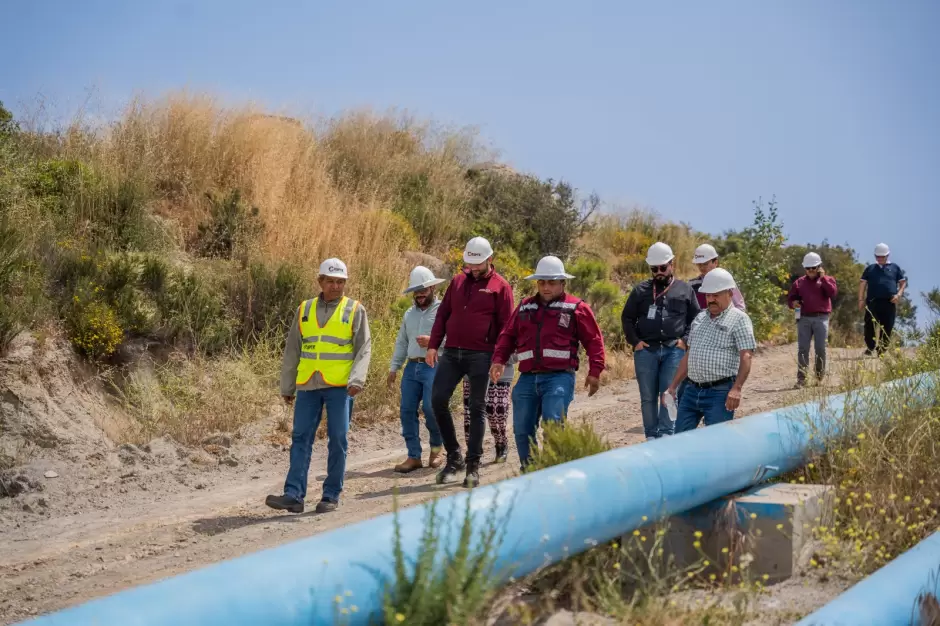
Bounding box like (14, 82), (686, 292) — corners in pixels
(621, 242), (700, 439)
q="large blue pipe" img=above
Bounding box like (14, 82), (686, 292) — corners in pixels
(795, 530), (940, 625)
(20, 373), (936, 626)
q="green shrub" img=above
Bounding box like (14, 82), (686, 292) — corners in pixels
(525, 420), (612, 473)
(194, 189), (264, 259)
(67, 297), (123, 360)
(225, 261), (308, 345)
(381, 495), (506, 626)
(158, 268), (234, 355)
(0, 219), (45, 350)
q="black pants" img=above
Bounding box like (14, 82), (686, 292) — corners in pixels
(864, 298), (897, 354)
(431, 348), (492, 467)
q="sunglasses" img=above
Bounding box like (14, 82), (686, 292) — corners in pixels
(806, 265), (821, 271)
(649, 264), (670, 273)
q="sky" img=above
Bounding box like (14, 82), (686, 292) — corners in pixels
(2, 0), (938, 323)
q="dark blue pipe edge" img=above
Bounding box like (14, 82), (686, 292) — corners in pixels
(19, 372), (937, 626)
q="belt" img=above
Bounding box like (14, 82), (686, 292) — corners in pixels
(800, 312), (830, 318)
(408, 357), (426, 363)
(688, 376), (734, 389)
(525, 369), (574, 375)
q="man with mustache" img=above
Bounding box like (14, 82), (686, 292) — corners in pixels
(621, 242), (700, 439)
(665, 268), (757, 433)
(387, 266), (447, 473)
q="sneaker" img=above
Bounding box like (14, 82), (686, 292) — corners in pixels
(864, 349), (874, 356)
(462, 464), (480, 488)
(394, 457), (423, 473)
(265, 494), (304, 514)
(494, 444), (508, 464)
(435, 454), (465, 485)
(427, 447), (444, 469)
(315, 497), (339, 513)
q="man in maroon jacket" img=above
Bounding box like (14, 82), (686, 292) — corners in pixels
(426, 237), (515, 487)
(490, 256), (606, 469)
(787, 251), (839, 387)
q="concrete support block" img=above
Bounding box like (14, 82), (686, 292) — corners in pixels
(632, 483), (833, 584)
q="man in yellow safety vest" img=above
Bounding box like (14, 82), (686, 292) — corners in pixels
(265, 258), (372, 514)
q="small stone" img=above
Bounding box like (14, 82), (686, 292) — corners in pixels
(44, 470), (58, 479)
(219, 455), (239, 467)
(251, 475), (259, 480)
(195, 483), (206, 490)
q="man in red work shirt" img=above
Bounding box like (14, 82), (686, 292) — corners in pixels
(490, 256), (606, 470)
(787, 252), (838, 387)
(426, 237), (515, 488)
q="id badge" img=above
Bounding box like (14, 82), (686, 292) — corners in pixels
(647, 305), (657, 320)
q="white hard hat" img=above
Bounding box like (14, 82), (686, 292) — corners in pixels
(874, 243), (890, 256)
(404, 266), (445, 294)
(646, 242), (675, 266)
(463, 237), (494, 264)
(525, 256), (575, 280)
(699, 268), (737, 294)
(802, 252), (822, 268)
(318, 258), (348, 279)
(693, 243), (719, 264)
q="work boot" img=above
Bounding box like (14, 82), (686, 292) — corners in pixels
(315, 497), (339, 513)
(394, 457), (423, 473)
(427, 447), (444, 469)
(265, 494), (304, 514)
(435, 453), (465, 485)
(462, 463), (480, 489)
(494, 444), (508, 464)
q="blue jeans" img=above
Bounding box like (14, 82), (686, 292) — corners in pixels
(284, 387), (352, 502)
(634, 345), (685, 439)
(512, 371), (575, 467)
(399, 360), (443, 459)
(674, 379), (735, 433)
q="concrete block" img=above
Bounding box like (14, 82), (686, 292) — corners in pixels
(630, 483), (833, 584)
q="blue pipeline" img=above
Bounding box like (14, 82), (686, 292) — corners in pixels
(796, 530), (940, 626)
(20, 372), (937, 626)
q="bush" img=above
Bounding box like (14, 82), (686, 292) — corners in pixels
(0, 219), (45, 350)
(194, 189), (264, 259)
(225, 261), (308, 345)
(157, 267), (234, 355)
(67, 298), (123, 360)
(525, 420), (612, 473)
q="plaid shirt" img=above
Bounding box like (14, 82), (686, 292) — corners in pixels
(687, 306), (757, 384)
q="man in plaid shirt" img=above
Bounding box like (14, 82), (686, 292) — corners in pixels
(665, 268), (756, 433)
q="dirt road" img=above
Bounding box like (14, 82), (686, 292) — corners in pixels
(0, 345), (855, 624)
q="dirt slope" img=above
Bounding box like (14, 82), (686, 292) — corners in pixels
(0, 343), (848, 624)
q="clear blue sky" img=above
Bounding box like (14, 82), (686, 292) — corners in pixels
(2, 0), (938, 322)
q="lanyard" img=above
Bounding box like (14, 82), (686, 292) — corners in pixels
(652, 277), (674, 303)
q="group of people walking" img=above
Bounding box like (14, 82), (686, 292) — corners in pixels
(265, 237), (908, 514)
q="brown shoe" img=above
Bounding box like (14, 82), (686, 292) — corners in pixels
(427, 447), (444, 469)
(394, 457), (423, 473)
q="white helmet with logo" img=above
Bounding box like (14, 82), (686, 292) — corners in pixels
(802, 252), (823, 268)
(874, 243), (890, 257)
(404, 266), (445, 294)
(646, 242), (675, 266)
(693, 243), (719, 264)
(699, 268), (737, 294)
(525, 256), (575, 280)
(463, 237), (494, 264)
(318, 258), (348, 279)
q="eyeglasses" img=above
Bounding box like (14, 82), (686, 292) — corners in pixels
(806, 265), (821, 271)
(649, 264), (670, 273)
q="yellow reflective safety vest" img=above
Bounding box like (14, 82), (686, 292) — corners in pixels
(295, 296), (359, 387)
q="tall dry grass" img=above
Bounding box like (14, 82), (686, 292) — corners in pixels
(52, 93), (486, 314)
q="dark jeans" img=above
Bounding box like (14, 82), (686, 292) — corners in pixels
(864, 299), (896, 354)
(430, 348), (492, 467)
(284, 387), (351, 502)
(674, 378), (735, 433)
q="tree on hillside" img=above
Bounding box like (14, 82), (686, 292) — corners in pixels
(0, 101), (18, 137)
(464, 170), (598, 266)
(719, 197), (788, 342)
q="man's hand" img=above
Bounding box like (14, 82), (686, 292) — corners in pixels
(348, 385), (362, 398)
(725, 386), (742, 411)
(425, 348), (438, 368)
(858, 300), (866, 313)
(585, 376), (600, 397)
(676, 339), (687, 351)
(489, 363), (505, 385)
(890, 294), (900, 304)
(416, 335), (430, 349)
(634, 341), (649, 352)
(818, 267), (826, 276)
(386, 371), (397, 390)
(282, 395), (294, 406)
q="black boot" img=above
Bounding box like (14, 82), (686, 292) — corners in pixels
(265, 494), (304, 514)
(494, 444), (508, 464)
(462, 462), (480, 488)
(435, 453), (466, 485)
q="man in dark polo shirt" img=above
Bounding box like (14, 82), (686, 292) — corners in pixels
(858, 243), (907, 356)
(622, 242), (700, 439)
